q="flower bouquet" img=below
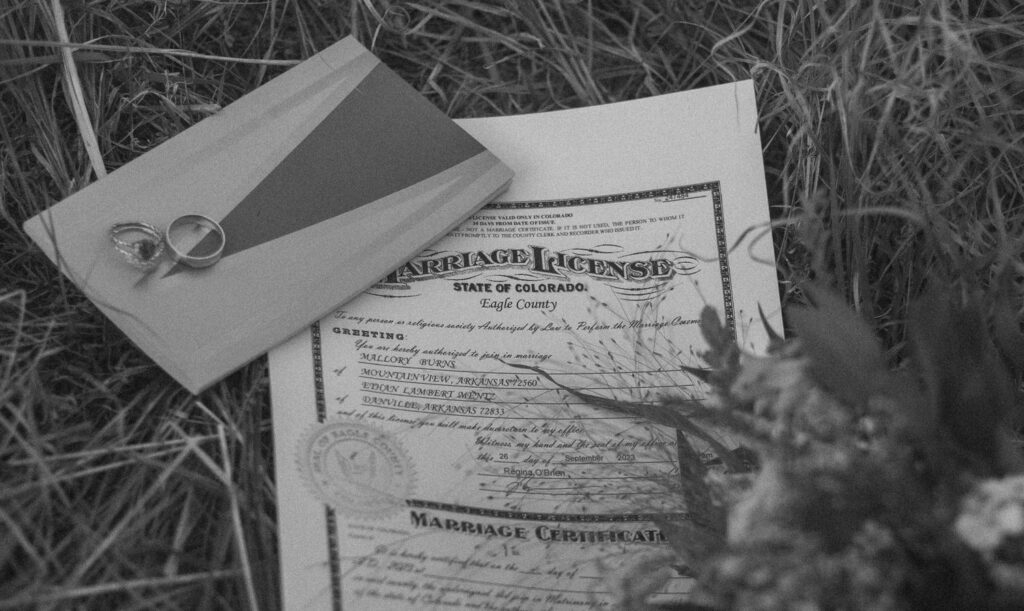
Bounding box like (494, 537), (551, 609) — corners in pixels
(555, 280), (1024, 610)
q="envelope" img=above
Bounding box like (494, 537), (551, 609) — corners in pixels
(23, 36), (513, 393)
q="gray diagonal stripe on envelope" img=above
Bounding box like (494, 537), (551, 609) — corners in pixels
(166, 62), (484, 274)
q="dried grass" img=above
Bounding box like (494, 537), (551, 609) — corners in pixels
(2, 0), (1023, 608)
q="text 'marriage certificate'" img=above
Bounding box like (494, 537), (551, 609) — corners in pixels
(270, 82), (781, 610)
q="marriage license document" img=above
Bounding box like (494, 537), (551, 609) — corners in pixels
(269, 81), (781, 609)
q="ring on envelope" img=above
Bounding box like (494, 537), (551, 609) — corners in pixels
(165, 214), (226, 269)
(110, 221), (166, 271)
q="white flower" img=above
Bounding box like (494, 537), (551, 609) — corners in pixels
(955, 475), (1024, 557)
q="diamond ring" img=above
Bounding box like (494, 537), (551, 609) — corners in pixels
(110, 221), (166, 271)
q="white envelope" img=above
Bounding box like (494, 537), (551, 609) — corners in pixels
(23, 37), (513, 393)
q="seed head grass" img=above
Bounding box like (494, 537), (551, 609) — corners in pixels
(2, 0), (1023, 608)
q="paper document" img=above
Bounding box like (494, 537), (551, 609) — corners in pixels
(269, 81), (780, 609)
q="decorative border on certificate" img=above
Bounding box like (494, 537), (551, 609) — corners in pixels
(307, 182), (734, 609)
(312, 322), (327, 422)
(488, 181), (717, 211)
(310, 322), (343, 610)
(404, 499), (688, 523)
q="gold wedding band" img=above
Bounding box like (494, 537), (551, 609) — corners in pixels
(165, 214), (226, 269)
(110, 221), (166, 271)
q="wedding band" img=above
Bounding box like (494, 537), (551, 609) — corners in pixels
(165, 214), (226, 269)
(110, 221), (165, 271)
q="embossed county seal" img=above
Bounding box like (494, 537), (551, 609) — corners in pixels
(298, 419), (415, 519)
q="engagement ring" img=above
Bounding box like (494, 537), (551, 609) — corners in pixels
(110, 221), (166, 271)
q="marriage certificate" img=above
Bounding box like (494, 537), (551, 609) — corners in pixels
(269, 81), (781, 609)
